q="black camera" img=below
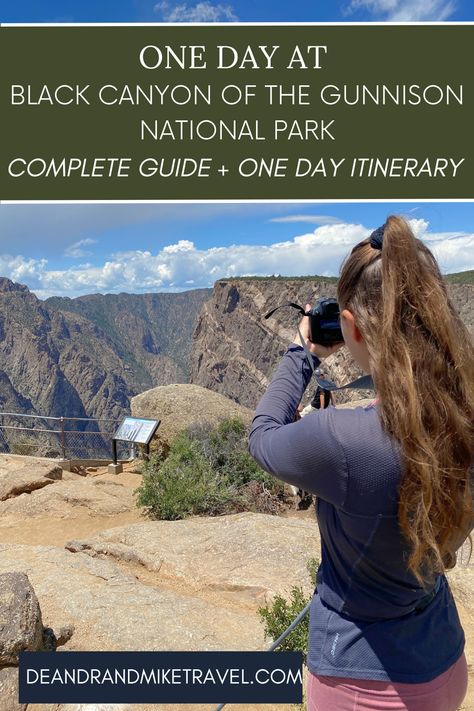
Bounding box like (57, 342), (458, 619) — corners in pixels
(264, 296), (344, 346)
(307, 297), (343, 345)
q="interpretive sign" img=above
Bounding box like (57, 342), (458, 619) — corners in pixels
(114, 417), (160, 445)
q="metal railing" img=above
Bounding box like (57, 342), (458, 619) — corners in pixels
(0, 412), (131, 461)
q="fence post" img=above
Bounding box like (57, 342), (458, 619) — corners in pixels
(60, 417), (66, 459)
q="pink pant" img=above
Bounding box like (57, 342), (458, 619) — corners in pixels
(306, 653), (468, 711)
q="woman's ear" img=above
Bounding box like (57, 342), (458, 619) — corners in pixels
(341, 309), (364, 343)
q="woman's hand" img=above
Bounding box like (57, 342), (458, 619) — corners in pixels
(292, 303), (344, 359)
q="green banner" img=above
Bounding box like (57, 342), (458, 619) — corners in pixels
(0, 24), (472, 200)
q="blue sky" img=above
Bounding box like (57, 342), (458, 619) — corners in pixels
(1, 0), (473, 297)
(1, 0), (473, 23)
(0, 202), (473, 298)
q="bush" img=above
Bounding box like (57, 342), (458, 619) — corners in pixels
(186, 419), (277, 488)
(307, 556), (319, 587)
(257, 557), (319, 665)
(258, 586), (311, 660)
(134, 418), (285, 520)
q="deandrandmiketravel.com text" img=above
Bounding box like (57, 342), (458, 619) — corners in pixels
(26, 665), (303, 687)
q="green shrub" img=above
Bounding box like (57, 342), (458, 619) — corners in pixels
(258, 586), (311, 661)
(134, 418), (285, 520)
(186, 418), (277, 488)
(135, 435), (234, 520)
(307, 556), (319, 587)
(257, 556), (320, 665)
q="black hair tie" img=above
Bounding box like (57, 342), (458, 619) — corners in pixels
(369, 223), (386, 250)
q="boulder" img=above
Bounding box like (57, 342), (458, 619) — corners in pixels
(0, 455), (62, 501)
(66, 512), (320, 605)
(131, 383), (254, 450)
(189, 278), (372, 408)
(0, 572), (44, 665)
(0, 666), (26, 711)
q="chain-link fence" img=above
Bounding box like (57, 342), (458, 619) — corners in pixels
(0, 412), (132, 461)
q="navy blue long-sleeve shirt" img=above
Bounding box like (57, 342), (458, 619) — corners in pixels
(249, 345), (465, 682)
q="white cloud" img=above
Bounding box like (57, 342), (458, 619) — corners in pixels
(345, 0), (456, 21)
(0, 218), (472, 300)
(154, 1), (238, 22)
(417, 230), (474, 274)
(163, 240), (195, 253)
(0, 254), (48, 290)
(269, 215), (344, 225)
(64, 238), (97, 259)
(405, 218), (429, 237)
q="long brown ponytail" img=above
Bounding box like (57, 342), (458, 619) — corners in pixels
(338, 215), (474, 584)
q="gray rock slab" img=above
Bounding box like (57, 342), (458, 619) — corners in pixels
(0, 544), (265, 654)
(66, 511), (321, 605)
(0, 478), (135, 519)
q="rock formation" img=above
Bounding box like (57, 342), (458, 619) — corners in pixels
(190, 277), (474, 408)
(0, 273), (471, 423)
(0, 514), (312, 711)
(1, 512), (317, 687)
(46, 289), (211, 392)
(0, 456), (137, 524)
(131, 382), (254, 449)
(0, 476), (135, 520)
(1, 451), (474, 709)
(0, 572), (44, 666)
(0, 571), (72, 711)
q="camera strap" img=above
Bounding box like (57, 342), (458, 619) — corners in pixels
(264, 302), (306, 319)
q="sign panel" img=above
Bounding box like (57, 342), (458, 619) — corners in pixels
(114, 417), (160, 445)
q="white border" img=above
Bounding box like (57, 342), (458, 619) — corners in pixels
(1, 21), (473, 204)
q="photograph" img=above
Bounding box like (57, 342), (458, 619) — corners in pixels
(0, 1), (474, 710)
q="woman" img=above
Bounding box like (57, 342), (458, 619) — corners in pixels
(249, 215), (474, 711)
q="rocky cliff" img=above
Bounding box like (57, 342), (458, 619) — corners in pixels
(0, 271), (472, 422)
(46, 290), (211, 392)
(189, 277), (474, 409)
(0, 278), (210, 422)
